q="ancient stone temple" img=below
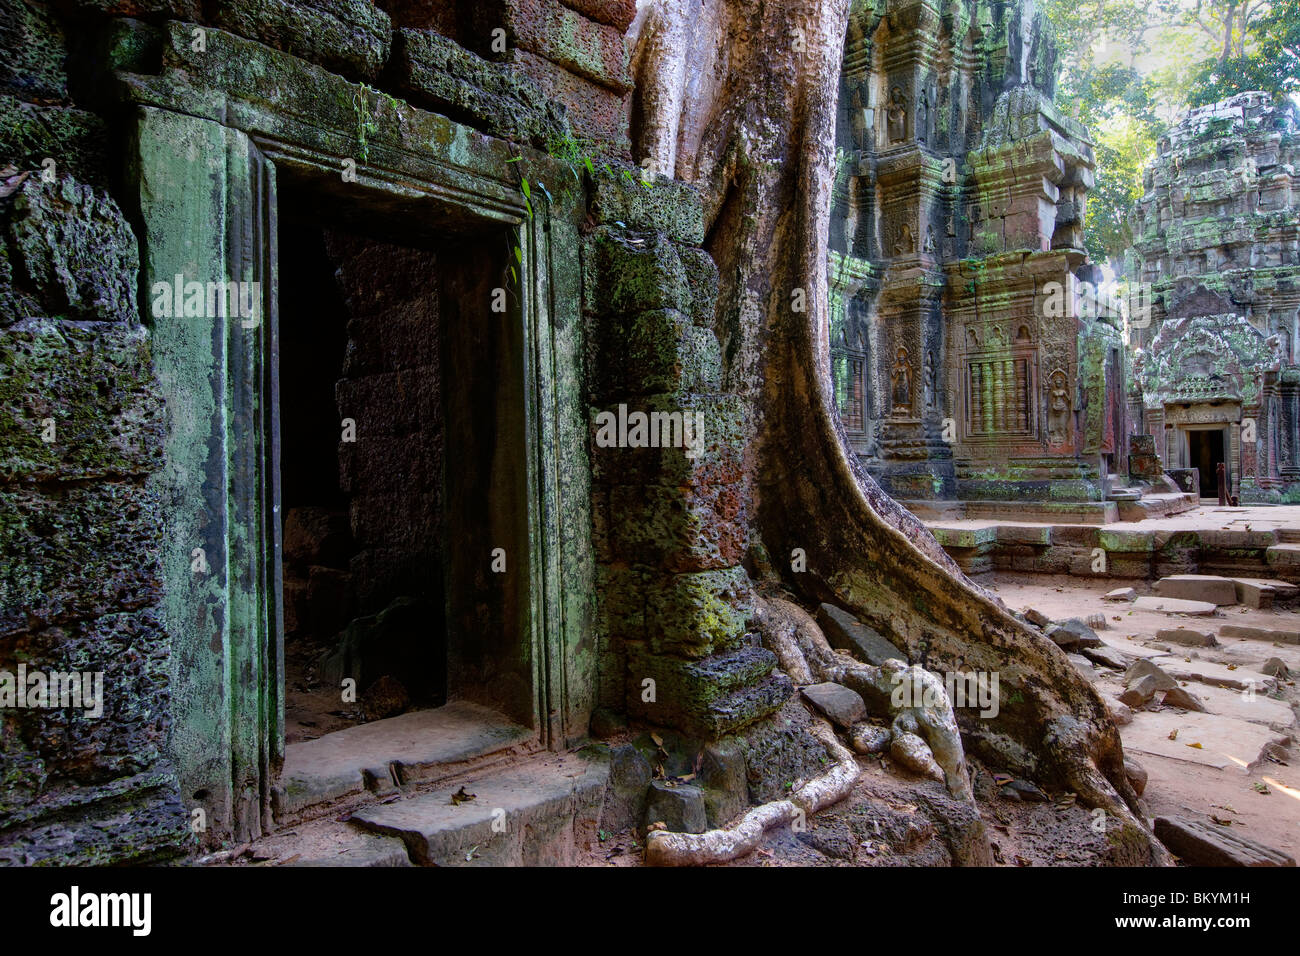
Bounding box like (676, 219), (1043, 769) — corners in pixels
(1, 0), (1170, 870)
(828, 0), (1129, 504)
(1130, 92), (1300, 502)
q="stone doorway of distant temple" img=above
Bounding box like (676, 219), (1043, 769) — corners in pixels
(269, 171), (542, 821)
(1185, 426), (1228, 498)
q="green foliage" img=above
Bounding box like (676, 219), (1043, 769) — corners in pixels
(1036, 0), (1300, 268)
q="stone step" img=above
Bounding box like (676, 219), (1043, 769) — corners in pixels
(1277, 528), (1300, 544)
(274, 701), (537, 818)
(1153, 574), (1239, 605)
(350, 750), (609, 866)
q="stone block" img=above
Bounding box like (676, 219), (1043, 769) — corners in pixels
(1154, 816), (1295, 866)
(1154, 574), (1239, 605)
(608, 479), (748, 572)
(4, 178), (138, 326)
(214, 0), (392, 81)
(0, 320), (163, 482)
(815, 603), (906, 666)
(1219, 624), (1300, 645)
(1155, 627), (1217, 647)
(598, 308), (722, 397)
(386, 28), (568, 149)
(485, 0), (632, 92)
(0, 0), (67, 102)
(644, 781), (707, 834)
(588, 168), (706, 245)
(642, 566), (752, 658)
(558, 0), (635, 30)
(584, 227), (688, 316)
(800, 682), (867, 728)
(510, 48), (630, 153)
(625, 643), (792, 738)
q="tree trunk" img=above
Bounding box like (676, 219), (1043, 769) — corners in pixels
(631, 0), (1168, 862)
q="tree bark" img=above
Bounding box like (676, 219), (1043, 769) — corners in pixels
(631, 0), (1168, 862)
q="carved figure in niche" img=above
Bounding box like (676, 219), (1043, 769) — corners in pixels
(923, 225), (936, 253)
(988, 327), (1004, 347)
(1015, 324), (1031, 343)
(923, 352), (935, 409)
(887, 87), (907, 143)
(891, 347), (913, 414)
(1047, 370), (1070, 445)
(893, 223), (916, 256)
(1267, 333), (1284, 368)
(966, 328), (979, 348)
(917, 88), (930, 142)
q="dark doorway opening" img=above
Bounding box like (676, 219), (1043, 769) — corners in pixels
(274, 177), (534, 756)
(1188, 428), (1225, 498)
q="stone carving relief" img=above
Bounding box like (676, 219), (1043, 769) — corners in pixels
(1047, 369), (1071, 446)
(893, 223), (916, 256)
(891, 346), (913, 414)
(887, 87), (907, 143)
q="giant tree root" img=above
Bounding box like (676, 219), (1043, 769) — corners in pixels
(754, 595), (974, 802)
(644, 720), (858, 866)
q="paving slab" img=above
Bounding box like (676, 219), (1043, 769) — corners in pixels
(1132, 596), (1219, 616)
(1155, 816), (1296, 866)
(1154, 574), (1239, 605)
(286, 827), (414, 867)
(1121, 710), (1288, 771)
(1157, 656), (1280, 692)
(276, 701), (535, 815)
(1220, 624), (1300, 645)
(1176, 681), (1296, 730)
(351, 751), (609, 866)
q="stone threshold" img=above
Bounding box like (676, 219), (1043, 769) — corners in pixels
(272, 700), (539, 820)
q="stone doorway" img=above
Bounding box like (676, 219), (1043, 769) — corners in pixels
(1186, 426), (1227, 497)
(272, 173), (538, 771)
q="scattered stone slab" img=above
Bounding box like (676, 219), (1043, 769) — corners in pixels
(1121, 710), (1289, 772)
(1124, 757), (1148, 797)
(1155, 627), (1218, 648)
(1104, 587), (1137, 602)
(1081, 644), (1128, 670)
(1160, 658), (1276, 692)
(1119, 674), (1160, 708)
(1124, 659), (1178, 691)
(1154, 574), (1239, 605)
(1176, 681), (1295, 729)
(1160, 686), (1207, 712)
(1220, 624), (1300, 645)
(1084, 613), (1108, 631)
(645, 781), (708, 835)
(1023, 606), (1052, 627)
(1132, 596), (1218, 616)
(1234, 577), (1299, 603)
(1261, 657), (1290, 678)
(1106, 696), (1133, 726)
(816, 604), (907, 666)
(1154, 816), (1296, 867)
(1068, 654), (1099, 682)
(1047, 618), (1103, 649)
(1003, 779), (1047, 802)
(1229, 579), (1275, 610)
(800, 682), (867, 728)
